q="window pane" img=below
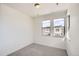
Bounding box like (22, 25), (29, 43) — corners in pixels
(42, 28), (50, 36)
(54, 18), (64, 26)
(42, 20), (50, 27)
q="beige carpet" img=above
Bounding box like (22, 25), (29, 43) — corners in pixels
(8, 43), (67, 56)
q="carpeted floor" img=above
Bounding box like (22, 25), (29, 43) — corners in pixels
(8, 43), (68, 56)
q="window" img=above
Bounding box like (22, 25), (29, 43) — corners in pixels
(42, 20), (51, 36)
(53, 18), (65, 37)
(41, 18), (65, 37)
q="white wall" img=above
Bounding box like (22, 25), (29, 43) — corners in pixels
(66, 4), (79, 56)
(34, 11), (67, 49)
(0, 4), (34, 56)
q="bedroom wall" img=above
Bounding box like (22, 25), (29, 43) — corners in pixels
(0, 4), (34, 56)
(34, 11), (67, 49)
(66, 4), (79, 56)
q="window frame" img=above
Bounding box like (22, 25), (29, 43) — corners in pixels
(41, 20), (51, 36)
(52, 17), (65, 38)
(41, 17), (65, 37)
